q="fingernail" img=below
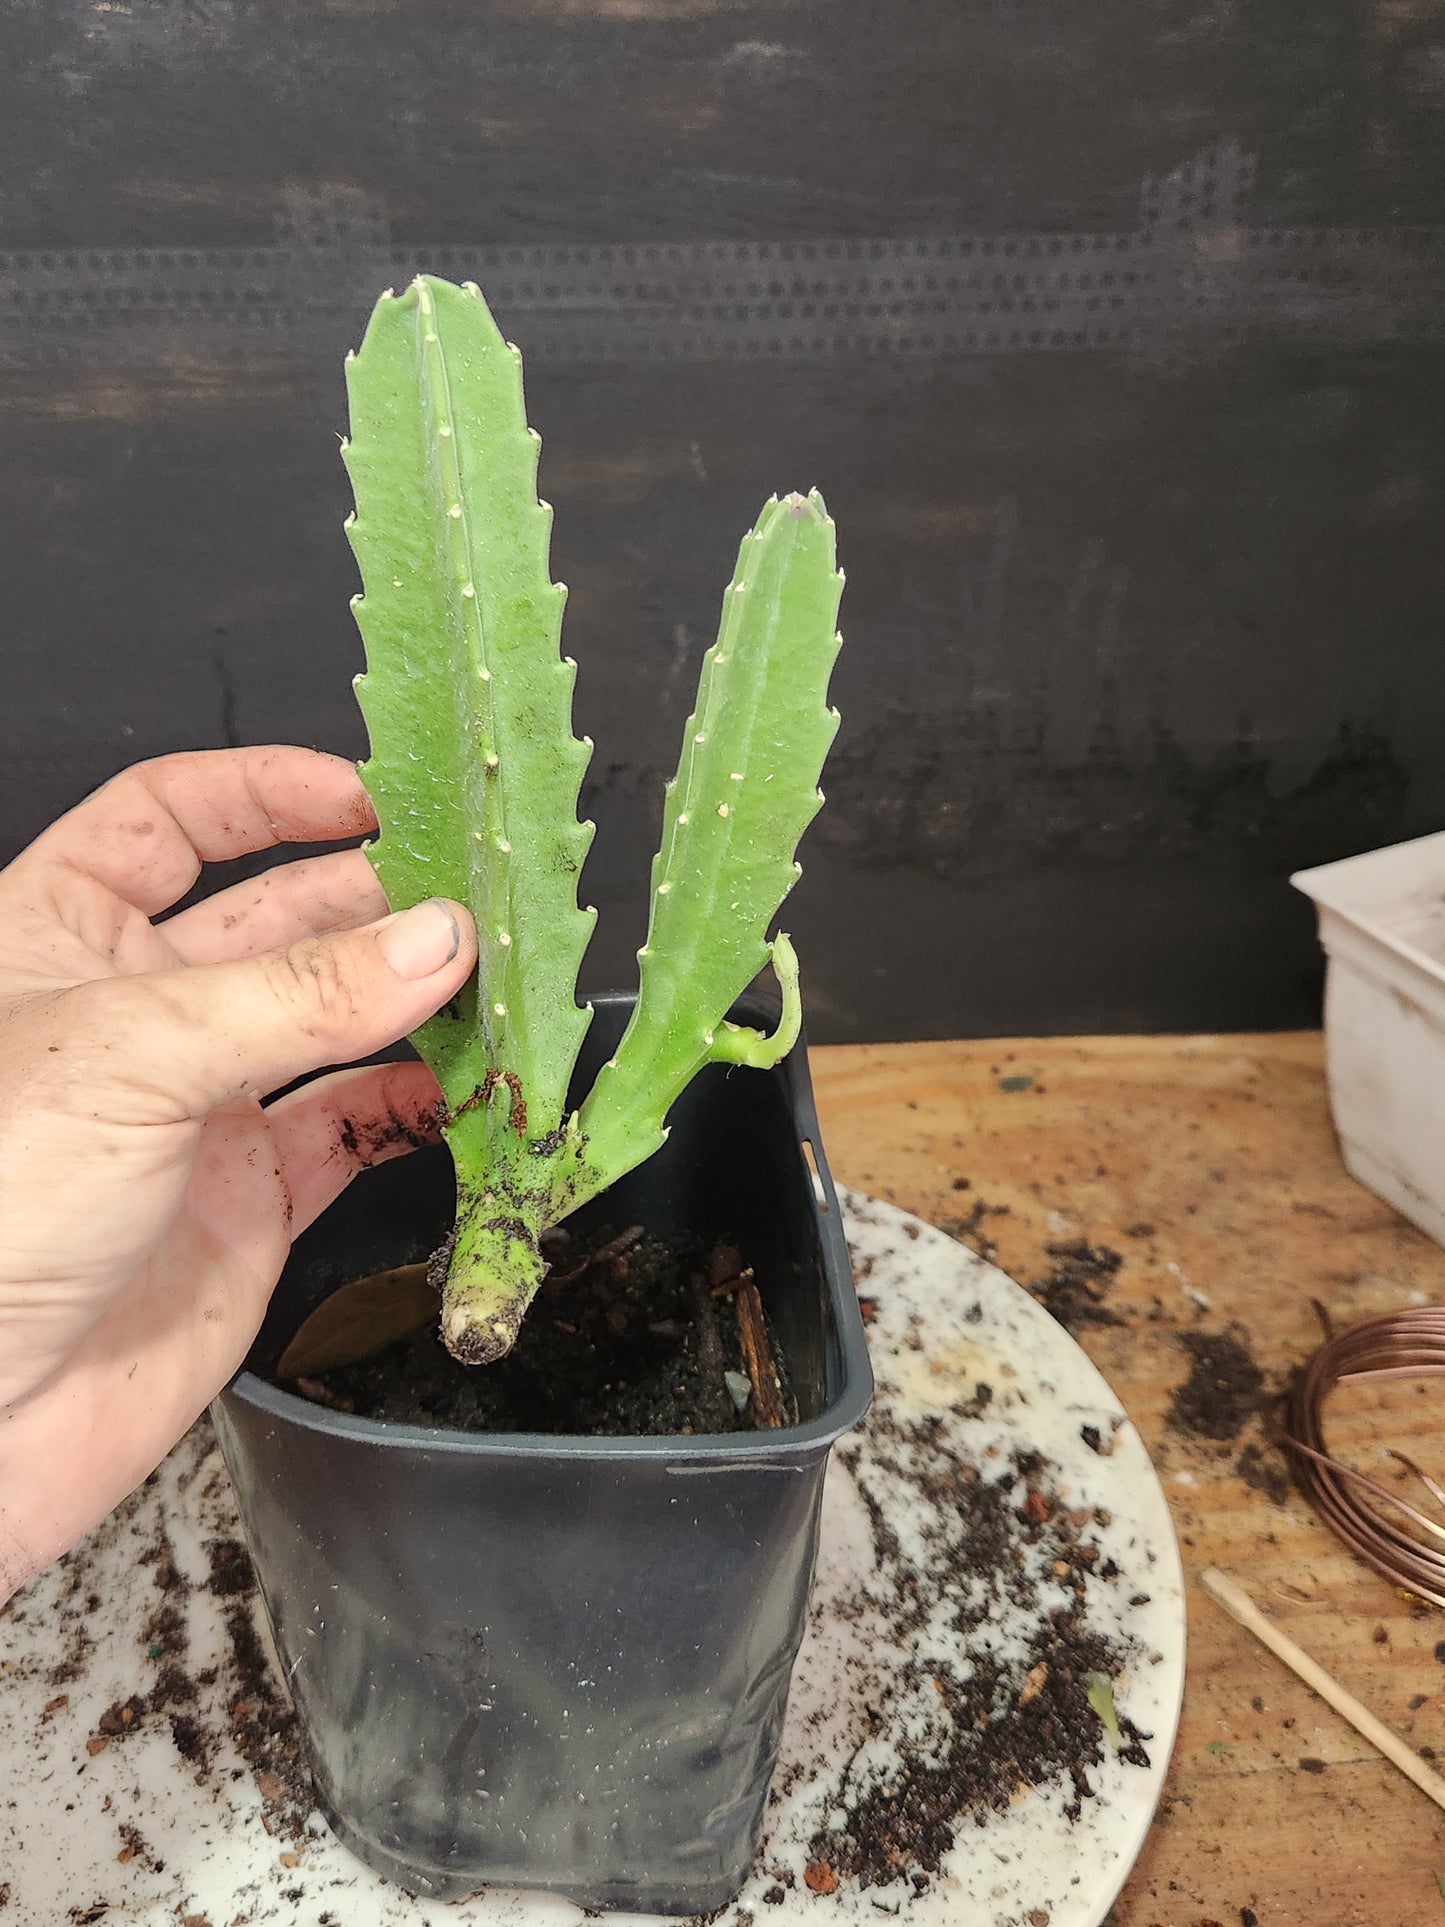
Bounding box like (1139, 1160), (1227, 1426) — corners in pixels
(376, 899), (461, 979)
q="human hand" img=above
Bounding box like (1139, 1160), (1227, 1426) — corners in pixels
(0, 747), (477, 1601)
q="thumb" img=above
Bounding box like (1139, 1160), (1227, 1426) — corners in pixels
(70, 898), (477, 1121)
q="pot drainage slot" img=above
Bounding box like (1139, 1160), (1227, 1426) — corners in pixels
(802, 1138), (829, 1211)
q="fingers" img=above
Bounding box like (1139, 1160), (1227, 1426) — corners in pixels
(12, 747), (377, 917)
(265, 1059), (444, 1235)
(52, 898), (476, 1124)
(161, 848), (390, 966)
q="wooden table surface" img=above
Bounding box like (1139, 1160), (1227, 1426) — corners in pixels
(810, 1032), (1445, 1927)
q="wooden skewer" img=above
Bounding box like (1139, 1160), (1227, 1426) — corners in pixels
(1202, 1566), (1445, 1815)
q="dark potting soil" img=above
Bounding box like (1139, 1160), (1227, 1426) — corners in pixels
(291, 1227), (797, 1437)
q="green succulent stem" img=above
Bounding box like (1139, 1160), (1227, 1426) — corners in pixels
(343, 275), (841, 1366)
(710, 932), (802, 1069)
(437, 1208), (548, 1365)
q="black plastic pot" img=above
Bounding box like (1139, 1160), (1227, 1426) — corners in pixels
(213, 992), (872, 1915)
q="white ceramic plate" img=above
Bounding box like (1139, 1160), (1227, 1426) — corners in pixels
(0, 1193), (1184, 1926)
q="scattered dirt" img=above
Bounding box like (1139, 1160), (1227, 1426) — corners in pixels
(940, 1195), (1012, 1264)
(133, 1527), (215, 1773)
(336, 1102), (440, 1162)
(205, 1537), (253, 1598)
(220, 1576), (313, 1839)
(942, 1214), (1126, 1337)
(47, 1619), (95, 1688)
(3, 1426), (318, 1917)
(154, 1508), (312, 1833)
(115, 1820), (161, 1872)
(1235, 1440), (1291, 1505)
(48, 1446), (314, 1843)
(1028, 1239), (1125, 1335)
(1167, 1325), (1267, 1441)
(805, 1399), (1151, 1890)
(95, 1695), (147, 1739)
(289, 1226), (796, 1438)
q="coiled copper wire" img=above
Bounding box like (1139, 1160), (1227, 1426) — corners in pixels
(1279, 1306), (1445, 1609)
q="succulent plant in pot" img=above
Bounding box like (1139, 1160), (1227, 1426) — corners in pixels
(211, 275), (873, 1913)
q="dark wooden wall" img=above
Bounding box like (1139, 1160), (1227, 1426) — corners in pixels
(3, 0), (1444, 1041)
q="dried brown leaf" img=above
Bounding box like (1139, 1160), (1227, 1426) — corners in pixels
(278, 1263), (437, 1378)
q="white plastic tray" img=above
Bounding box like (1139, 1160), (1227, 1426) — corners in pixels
(0, 1192), (1184, 1926)
(1296, 831), (1445, 1246)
